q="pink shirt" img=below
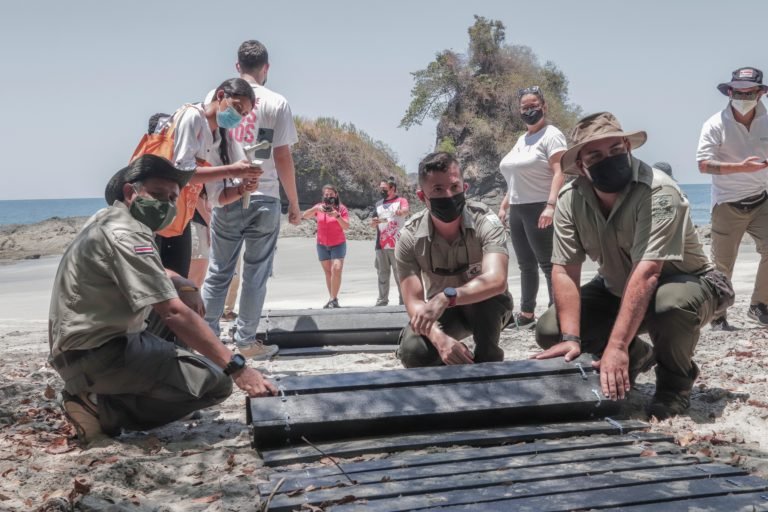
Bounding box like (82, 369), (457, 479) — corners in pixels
(314, 203), (349, 246)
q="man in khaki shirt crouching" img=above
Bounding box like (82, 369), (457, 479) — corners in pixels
(395, 152), (514, 367)
(534, 112), (732, 420)
(49, 155), (276, 444)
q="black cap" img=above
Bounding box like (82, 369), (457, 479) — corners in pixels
(104, 154), (191, 205)
(717, 67), (768, 95)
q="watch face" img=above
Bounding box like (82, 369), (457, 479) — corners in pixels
(444, 287), (458, 298)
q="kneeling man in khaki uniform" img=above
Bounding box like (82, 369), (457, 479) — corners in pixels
(534, 113), (732, 420)
(49, 155), (276, 443)
(395, 152), (514, 367)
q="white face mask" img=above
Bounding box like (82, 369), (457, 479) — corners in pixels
(731, 99), (759, 116)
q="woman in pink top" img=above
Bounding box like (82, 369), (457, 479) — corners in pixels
(302, 185), (350, 308)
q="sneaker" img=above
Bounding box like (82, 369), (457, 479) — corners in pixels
(508, 312), (536, 329)
(221, 310), (238, 322)
(323, 299), (334, 309)
(648, 390), (691, 420)
(59, 391), (104, 443)
(628, 341), (656, 386)
(330, 298), (340, 309)
(238, 339), (279, 360)
(710, 316), (737, 331)
(375, 300), (388, 307)
(748, 303), (768, 326)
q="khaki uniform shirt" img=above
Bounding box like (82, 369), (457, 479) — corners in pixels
(395, 200), (509, 299)
(552, 157), (713, 297)
(49, 201), (178, 357)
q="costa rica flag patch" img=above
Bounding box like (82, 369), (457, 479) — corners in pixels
(133, 245), (155, 255)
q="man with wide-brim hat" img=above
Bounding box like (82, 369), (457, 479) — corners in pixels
(533, 112), (731, 420)
(49, 154), (277, 444)
(697, 66), (768, 331)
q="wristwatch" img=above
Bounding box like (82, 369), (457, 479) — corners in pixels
(223, 353), (247, 376)
(443, 287), (458, 308)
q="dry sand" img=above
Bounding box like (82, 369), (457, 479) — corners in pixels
(0, 229), (766, 511)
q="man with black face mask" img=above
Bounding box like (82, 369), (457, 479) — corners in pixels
(48, 155), (277, 444)
(394, 152), (514, 367)
(532, 112), (731, 421)
(697, 67), (768, 331)
(371, 177), (409, 306)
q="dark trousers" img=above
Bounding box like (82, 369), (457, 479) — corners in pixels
(52, 333), (232, 436)
(156, 222), (192, 278)
(535, 274), (717, 391)
(397, 293), (514, 367)
(508, 202), (554, 313)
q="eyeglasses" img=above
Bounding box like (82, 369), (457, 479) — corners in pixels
(428, 236), (470, 276)
(731, 89), (761, 100)
(517, 86), (542, 99)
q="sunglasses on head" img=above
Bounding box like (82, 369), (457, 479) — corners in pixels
(518, 86), (542, 99)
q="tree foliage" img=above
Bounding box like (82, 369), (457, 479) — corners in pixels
(400, 16), (583, 207)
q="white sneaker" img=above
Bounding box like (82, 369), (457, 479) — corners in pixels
(238, 340), (279, 360)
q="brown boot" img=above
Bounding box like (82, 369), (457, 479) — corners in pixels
(59, 391), (105, 443)
(648, 363), (699, 420)
(628, 339), (656, 386)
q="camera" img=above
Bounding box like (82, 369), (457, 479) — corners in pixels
(322, 196), (339, 212)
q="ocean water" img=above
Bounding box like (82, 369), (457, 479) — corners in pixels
(0, 185), (713, 227)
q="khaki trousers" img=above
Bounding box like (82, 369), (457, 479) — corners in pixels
(711, 199), (768, 308)
(535, 274), (716, 391)
(52, 333), (232, 436)
(374, 249), (403, 305)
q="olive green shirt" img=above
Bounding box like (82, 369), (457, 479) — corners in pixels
(395, 200), (509, 299)
(552, 157), (713, 297)
(49, 201), (178, 357)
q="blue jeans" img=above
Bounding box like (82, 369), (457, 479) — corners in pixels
(203, 196), (280, 344)
(316, 242), (347, 261)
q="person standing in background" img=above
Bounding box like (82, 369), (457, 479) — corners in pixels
(203, 40), (301, 359)
(371, 177), (409, 306)
(498, 86), (567, 328)
(696, 67), (768, 330)
(303, 185), (350, 308)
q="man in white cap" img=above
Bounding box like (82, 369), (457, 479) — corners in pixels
(534, 112), (732, 420)
(697, 66), (768, 330)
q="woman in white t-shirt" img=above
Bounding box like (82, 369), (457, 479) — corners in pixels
(498, 86), (567, 328)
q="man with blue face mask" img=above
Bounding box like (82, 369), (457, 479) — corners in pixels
(697, 67), (768, 331)
(49, 155), (277, 444)
(533, 112), (732, 420)
(394, 152), (514, 367)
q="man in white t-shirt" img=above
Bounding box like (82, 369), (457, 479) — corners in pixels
(202, 40), (302, 359)
(371, 177), (409, 306)
(696, 66), (768, 330)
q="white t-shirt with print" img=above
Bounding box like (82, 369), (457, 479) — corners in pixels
(153, 104), (214, 172)
(204, 83), (298, 201)
(499, 124), (567, 205)
(696, 102), (768, 205)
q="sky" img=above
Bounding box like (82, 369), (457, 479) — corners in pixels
(2, 0), (767, 200)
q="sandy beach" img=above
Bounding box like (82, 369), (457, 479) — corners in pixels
(1, 230), (767, 510)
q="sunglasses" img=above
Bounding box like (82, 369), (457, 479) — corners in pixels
(731, 89), (761, 100)
(428, 237), (470, 277)
(517, 86), (542, 98)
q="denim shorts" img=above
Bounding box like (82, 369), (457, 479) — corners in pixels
(317, 242), (347, 261)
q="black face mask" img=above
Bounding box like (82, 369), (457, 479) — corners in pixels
(380, 189), (388, 199)
(428, 191), (466, 223)
(521, 108), (544, 125)
(586, 153), (633, 193)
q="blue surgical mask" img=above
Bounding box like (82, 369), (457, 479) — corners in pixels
(216, 104), (243, 129)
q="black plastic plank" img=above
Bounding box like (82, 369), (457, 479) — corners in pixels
(275, 345), (396, 358)
(250, 371), (616, 449)
(261, 418), (648, 467)
(269, 453), (710, 512)
(272, 356), (597, 395)
(611, 492), (768, 511)
(264, 330), (403, 347)
(262, 305), (406, 318)
(272, 437), (677, 492)
(419, 475), (768, 511)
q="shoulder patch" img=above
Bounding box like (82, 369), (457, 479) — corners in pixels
(133, 245), (156, 255)
(652, 194), (675, 221)
(485, 212), (503, 227)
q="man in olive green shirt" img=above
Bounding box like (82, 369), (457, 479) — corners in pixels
(49, 155), (277, 443)
(534, 112), (730, 420)
(395, 152), (514, 367)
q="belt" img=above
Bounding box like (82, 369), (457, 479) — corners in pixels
(728, 191), (768, 211)
(50, 337), (126, 370)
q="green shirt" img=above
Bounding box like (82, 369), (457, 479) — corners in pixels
(395, 200), (509, 299)
(49, 201), (178, 357)
(552, 157), (713, 297)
